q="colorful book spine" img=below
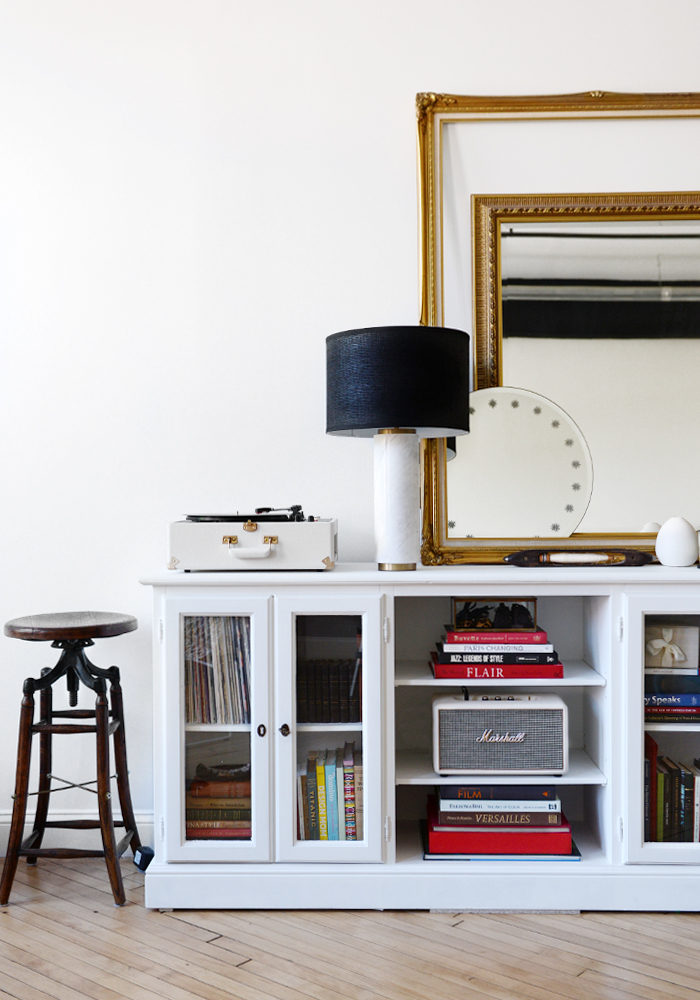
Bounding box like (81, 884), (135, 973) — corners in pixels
(186, 827), (252, 839)
(343, 742), (357, 840)
(187, 779), (252, 798)
(306, 756), (319, 840)
(441, 641), (555, 653)
(439, 784), (557, 801)
(645, 694), (700, 706)
(325, 752), (339, 840)
(444, 629), (549, 644)
(435, 647), (560, 665)
(316, 751), (329, 840)
(645, 705), (700, 714)
(336, 748), (346, 840)
(184, 795), (250, 809)
(297, 769), (307, 840)
(431, 660), (563, 680)
(438, 798), (561, 814)
(184, 819), (250, 828)
(645, 732), (658, 841)
(185, 808), (251, 821)
(436, 811), (563, 827)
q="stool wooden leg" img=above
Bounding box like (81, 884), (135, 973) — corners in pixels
(108, 669), (141, 855)
(95, 683), (125, 906)
(26, 682), (53, 865)
(0, 685), (35, 905)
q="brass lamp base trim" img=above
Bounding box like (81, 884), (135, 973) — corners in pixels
(378, 562), (417, 571)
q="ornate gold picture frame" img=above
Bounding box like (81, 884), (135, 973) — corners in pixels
(417, 91), (700, 565)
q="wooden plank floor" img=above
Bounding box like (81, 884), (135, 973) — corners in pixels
(0, 860), (699, 1000)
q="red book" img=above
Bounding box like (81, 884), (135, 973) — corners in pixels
(430, 656), (563, 681)
(427, 798), (572, 855)
(444, 628), (549, 644)
(188, 779), (252, 798)
(185, 826), (252, 839)
(644, 705), (700, 714)
(644, 732), (658, 842)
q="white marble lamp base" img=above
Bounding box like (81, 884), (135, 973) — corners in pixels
(373, 431), (420, 570)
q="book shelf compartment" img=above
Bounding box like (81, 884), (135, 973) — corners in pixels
(393, 593), (610, 868)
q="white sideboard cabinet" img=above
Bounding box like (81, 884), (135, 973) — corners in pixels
(143, 563), (700, 911)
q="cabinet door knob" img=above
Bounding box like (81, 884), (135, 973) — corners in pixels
(257, 724), (266, 737)
(278, 723), (291, 737)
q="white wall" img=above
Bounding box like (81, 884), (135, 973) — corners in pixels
(1, 0), (699, 843)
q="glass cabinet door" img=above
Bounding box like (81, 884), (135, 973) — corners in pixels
(625, 593), (700, 864)
(163, 597), (271, 861)
(274, 595), (383, 862)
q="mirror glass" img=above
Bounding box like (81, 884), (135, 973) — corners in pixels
(499, 217), (700, 534)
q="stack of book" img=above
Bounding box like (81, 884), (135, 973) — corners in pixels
(424, 784), (576, 859)
(297, 741), (363, 841)
(186, 763), (252, 840)
(296, 658), (361, 723)
(431, 623), (563, 680)
(644, 733), (700, 842)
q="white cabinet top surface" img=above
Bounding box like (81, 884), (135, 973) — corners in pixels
(142, 562), (700, 590)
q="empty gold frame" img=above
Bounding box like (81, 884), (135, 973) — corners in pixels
(417, 91), (700, 564)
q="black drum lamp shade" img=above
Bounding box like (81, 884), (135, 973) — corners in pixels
(325, 325), (470, 570)
(326, 326), (470, 437)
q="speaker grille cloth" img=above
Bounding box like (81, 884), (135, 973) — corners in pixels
(438, 708), (564, 771)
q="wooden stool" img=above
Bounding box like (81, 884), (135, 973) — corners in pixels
(0, 611), (142, 906)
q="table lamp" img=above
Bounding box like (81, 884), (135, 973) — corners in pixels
(326, 325), (470, 569)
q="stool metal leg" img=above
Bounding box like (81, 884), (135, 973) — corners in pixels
(0, 683), (36, 905)
(26, 679), (53, 865)
(94, 681), (125, 906)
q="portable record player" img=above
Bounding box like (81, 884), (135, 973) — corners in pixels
(168, 505), (338, 571)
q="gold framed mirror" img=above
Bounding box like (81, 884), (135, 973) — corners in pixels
(417, 91), (700, 564)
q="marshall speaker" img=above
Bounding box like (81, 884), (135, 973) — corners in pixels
(433, 693), (569, 775)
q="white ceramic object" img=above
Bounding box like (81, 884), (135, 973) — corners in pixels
(655, 516), (699, 566)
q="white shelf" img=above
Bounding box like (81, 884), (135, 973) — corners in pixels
(395, 659), (605, 687)
(395, 748), (606, 785)
(395, 820), (607, 868)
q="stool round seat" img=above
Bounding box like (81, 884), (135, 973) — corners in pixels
(4, 612), (138, 643)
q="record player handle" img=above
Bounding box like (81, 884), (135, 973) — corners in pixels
(230, 537), (278, 560)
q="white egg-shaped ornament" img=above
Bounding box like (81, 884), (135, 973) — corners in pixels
(655, 516), (699, 566)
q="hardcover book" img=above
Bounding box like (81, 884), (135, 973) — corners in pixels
(435, 811), (563, 827)
(438, 784), (558, 801)
(438, 797), (561, 814)
(441, 641), (555, 654)
(443, 627), (549, 644)
(434, 646), (560, 665)
(427, 798), (572, 855)
(430, 655), (563, 681)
